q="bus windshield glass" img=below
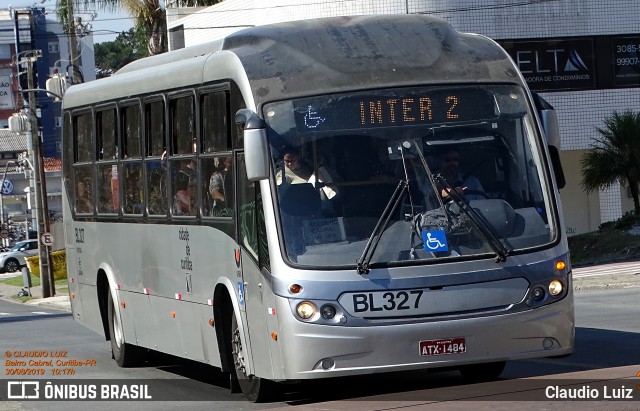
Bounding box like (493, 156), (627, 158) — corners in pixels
(264, 84), (556, 268)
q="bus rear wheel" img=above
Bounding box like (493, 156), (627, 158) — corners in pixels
(230, 312), (276, 402)
(107, 288), (141, 367)
(458, 361), (506, 382)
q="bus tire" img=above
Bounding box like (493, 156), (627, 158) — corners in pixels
(107, 288), (140, 367)
(459, 361), (506, 382)
(230, 312), (277, 402)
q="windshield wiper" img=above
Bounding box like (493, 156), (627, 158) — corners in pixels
(356, 180), (408, 274)
(434, 175), (511, 262)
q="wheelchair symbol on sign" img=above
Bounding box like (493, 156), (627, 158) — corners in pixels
(421, 230), (449, 252)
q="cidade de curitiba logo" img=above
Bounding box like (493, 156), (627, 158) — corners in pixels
(6, 381), (152, 400)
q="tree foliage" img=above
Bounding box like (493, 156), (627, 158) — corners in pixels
(581, 110), (640, 214)
(57, 0), (225, 56)
(94, 27), (149, 78)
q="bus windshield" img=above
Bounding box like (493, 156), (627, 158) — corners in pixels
(264, 84), (556, 268)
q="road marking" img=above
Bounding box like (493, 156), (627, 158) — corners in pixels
(30, 311), (50, 315)
(0, 312), (11, 316)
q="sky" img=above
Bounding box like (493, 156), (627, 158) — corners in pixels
(9, 0), (135, 43)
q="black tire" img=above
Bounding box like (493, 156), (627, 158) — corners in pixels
(107, 288), (141, 367)
(230, 312), (278, 402)
(4, 258), (19, 273)
(459, 361), (506, 382)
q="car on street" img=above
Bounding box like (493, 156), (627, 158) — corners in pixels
(0, 239), (39, 273)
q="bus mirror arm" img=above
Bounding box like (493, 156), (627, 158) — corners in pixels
(235, 109), (270, 181)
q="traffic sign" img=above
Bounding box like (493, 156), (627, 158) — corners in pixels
(40, 232), (54, 246)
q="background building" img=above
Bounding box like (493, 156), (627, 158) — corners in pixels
(0, 7), (94, 243)
(166, 0), (640, 236)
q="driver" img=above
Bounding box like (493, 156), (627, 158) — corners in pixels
(435, 147), (485, 201)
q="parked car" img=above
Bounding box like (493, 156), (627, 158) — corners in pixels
(0, 240), (39, 273)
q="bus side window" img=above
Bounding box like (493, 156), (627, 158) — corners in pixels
(145, 99), (168, 215)
(122, 104), (144, 215)
(73, 112), (95, 215)
(96, 107), (118, 214)
(201, 91), (230, 153)
(170, 95), (195, 155)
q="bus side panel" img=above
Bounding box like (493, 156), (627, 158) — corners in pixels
(197, 302), (220, 366)
(76, 283), (104, 336)
(148, 296), (182, 355)
(128, 293), (158, 348)
(262, 284), (286, 380)
(176, 300), (207, 362)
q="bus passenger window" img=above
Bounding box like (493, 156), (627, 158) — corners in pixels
(146, 160), (168, 216)
(97, 108), (117, 160)
(123, 163), (143, 214)
(201, 91), (230, 153)
(74, 167), (94, 214)
(97, 163), (118, 214)
(208, 156), (233, 217)
(170, 96), (195, 155)
(122, 104), (142, 159)
(145, 100), (165, 157)
(74, 112), (93, 163)
(172, 159), (197, 216)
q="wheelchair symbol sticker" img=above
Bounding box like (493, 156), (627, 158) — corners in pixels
(421, 230), (449, 252)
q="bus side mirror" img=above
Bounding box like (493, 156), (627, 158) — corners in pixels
(235, 109), (269, 182)
(531, 93), (566, 189)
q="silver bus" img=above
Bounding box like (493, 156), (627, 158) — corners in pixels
(62, 15), (573, 401)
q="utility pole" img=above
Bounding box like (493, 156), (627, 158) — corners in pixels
(66, 0), (81, 84)
(24, 53), (55, 298)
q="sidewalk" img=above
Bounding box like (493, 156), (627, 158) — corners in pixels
(0, 272), (71, 312)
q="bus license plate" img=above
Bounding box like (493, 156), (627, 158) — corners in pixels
(419, 338), (466, 356)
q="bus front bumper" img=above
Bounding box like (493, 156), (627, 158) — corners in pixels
(274, 295), (574, 380)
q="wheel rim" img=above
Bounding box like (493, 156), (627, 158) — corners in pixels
(231, 316), (247, 378)
(112, 301), (124, 349)
(6, 260), (17, 272)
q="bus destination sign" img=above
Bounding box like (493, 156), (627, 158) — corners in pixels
(293, 88), (497, 132)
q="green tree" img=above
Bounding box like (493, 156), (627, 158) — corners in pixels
(581, 110), (640, 215)
(94, 27), (148, 78)
(57, 0), (224, 56)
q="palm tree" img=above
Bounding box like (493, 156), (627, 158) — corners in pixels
(581, 110), (640, 215)
(56, 0), (224, 56)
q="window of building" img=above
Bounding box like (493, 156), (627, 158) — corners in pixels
(48, 42), (59, 54)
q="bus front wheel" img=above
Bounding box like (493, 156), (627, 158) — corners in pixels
(107, 288), (140, 367)
(230, 312), (277, 402)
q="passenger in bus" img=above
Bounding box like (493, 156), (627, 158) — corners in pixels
(276, 147), (339, 201)
(209, 157), (233, 216)
(76, 180), (93, 213)
(173, 160), (197, 216)
(434, 147), (485, 201)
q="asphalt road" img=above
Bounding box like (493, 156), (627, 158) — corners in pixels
(0, 262), (638, 410)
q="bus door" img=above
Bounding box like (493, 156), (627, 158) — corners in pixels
(234, 152), (277, 379)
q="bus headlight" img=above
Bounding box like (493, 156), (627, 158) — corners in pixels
(548, 280), (563, 296)
(296, 301), (317, 320)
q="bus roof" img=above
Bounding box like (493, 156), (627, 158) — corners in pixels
(63, 14), (520, 110)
